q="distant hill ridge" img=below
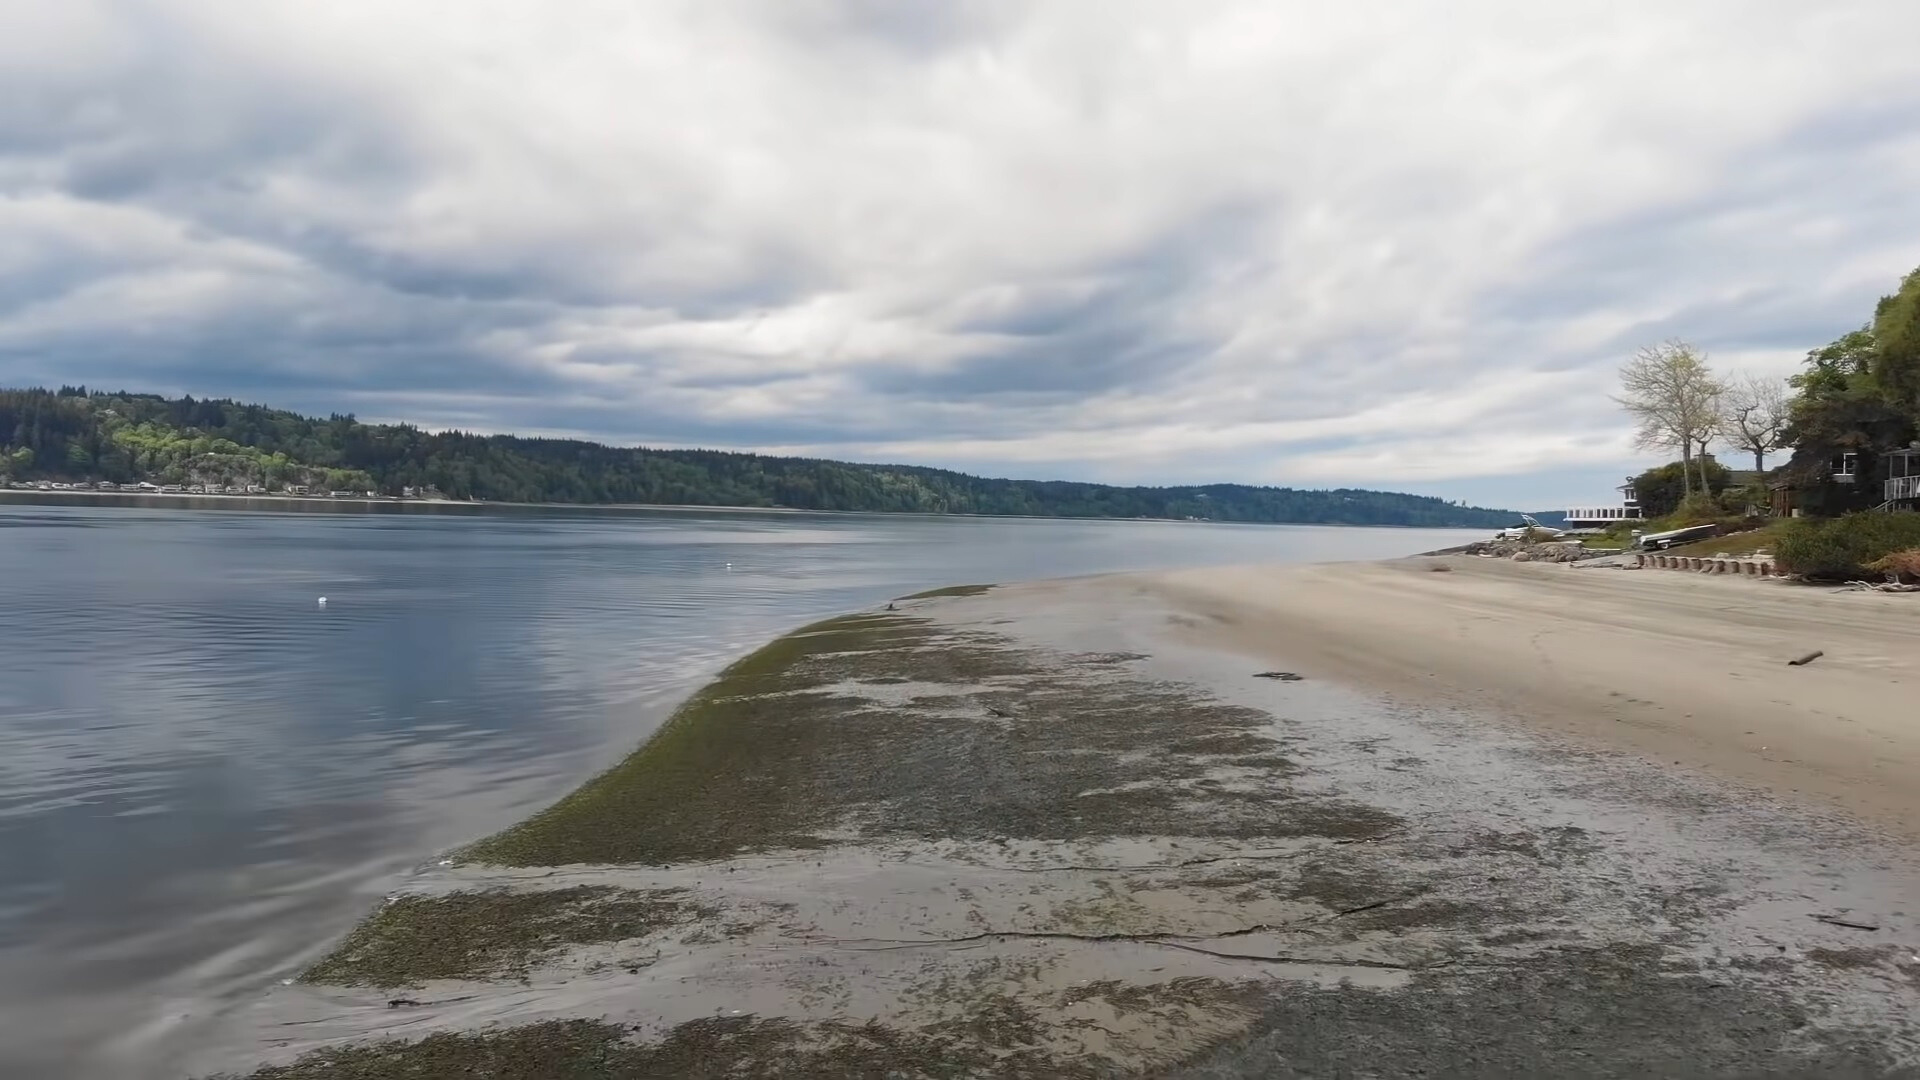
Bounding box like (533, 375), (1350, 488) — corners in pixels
(1, 386), (1522, 527)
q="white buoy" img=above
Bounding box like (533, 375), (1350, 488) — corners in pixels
(726, 563), (733, 571)
(317, 596), (328, 607)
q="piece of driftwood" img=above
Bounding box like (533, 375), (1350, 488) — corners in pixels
(1842, 579), (1920, 592)
(1811, 913), (1881, 931)
(1786, 651), (1824, 667)
(1254, 671), (1304, 682)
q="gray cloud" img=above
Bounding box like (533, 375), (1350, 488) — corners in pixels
(4, 1), (1920, 507)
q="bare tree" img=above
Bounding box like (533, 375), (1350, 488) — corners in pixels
(1614, 340), (1724, 498)
(1719, 371), (1790, 473)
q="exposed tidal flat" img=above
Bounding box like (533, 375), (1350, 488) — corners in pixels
(191, 560), (1920, 1079)
(0, 505), (1490, 1077)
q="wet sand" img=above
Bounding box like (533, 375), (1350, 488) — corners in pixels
(1148, 557), (1920, 838)
(181, 564), (1920, 1078)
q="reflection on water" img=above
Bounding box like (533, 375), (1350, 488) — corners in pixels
(0, 498), (1480, 1076)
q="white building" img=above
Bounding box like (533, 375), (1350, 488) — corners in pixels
(1562, 480), (1642, 528)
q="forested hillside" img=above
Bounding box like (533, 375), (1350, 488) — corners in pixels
(1, 387), (1519, 527)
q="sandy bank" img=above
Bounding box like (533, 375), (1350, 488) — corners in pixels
(1145, 557), (1920, 838)
(182, 566), (1920, 1079)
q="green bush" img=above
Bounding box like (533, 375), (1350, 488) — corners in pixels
(1718, 483), (1769, 516)
(1670, 492), (1725, 526)
(1774, 512), (1920, 578)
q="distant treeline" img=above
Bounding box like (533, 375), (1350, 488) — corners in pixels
(0, 387), (1521, 527)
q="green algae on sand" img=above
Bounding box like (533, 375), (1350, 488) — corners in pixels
(897, 583), (996, 600)
(217, 1012), (1137, 1080)
(302, 886), (708, 987)
(459, 608), (1390, 869)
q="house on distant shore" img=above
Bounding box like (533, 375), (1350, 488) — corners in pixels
(1562, 479), (1643, 528)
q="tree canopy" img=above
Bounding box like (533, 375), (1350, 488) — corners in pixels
(1614, 340), (1724, 497)
(1779, 281), (1919, 498)
(1630, 459), (1734, 520)
(1870, 266), (1920, 414)
(1720, 372), (1789, 473)
(0, 387), (1525, 528)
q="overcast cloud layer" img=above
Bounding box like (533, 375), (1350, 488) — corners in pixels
(6, 1), (1920, 507)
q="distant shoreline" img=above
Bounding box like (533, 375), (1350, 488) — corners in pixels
(0, 487), (815, 515)
(0, 488), (1495, 530)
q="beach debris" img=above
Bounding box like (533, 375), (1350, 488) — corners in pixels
(386, 997), (424, 1008)
(1254, 671), (1304, 681)
(1427, 564), (1453, 572)
(1842, 579), (1920, 592)
(316, 596), (327, 607)
(1811, 913), (1881, 932)
(1787, 651), (1824, 666)
(986, 706), (1014, 718)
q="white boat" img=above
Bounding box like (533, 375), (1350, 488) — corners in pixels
(1494, 514), (1566, 541)
(1634, 523), (1718, 551)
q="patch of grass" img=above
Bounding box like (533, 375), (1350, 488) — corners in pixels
(461, 611), (1394, 868)
(302, 887), (704, 987)
(1662, 520), (1790, 557)
(1865, 546), (1920, 583)
(898, 583), (996, 600)
(1775, 511), (1920, 578)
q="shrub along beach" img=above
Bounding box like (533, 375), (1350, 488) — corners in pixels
(187, 556), (1920, 1079)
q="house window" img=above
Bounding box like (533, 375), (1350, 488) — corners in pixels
(1832, 452), (1858, 481)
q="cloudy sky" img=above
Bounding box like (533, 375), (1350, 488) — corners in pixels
(6, 1), (1920, 508)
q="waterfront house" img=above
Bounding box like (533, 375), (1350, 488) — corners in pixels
(1885, 445), (1920, 510)
(1771, 441), (1920, 516)
(1562, 480), (1643, 528)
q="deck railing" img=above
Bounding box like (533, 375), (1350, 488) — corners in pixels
(1886, 474), (1920, 503)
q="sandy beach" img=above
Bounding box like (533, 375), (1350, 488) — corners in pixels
(1149, 557), (1920, 839)
(180, 559), (1920, 1079)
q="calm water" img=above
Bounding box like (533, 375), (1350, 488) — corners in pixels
(0, 497), (1480, 1076)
